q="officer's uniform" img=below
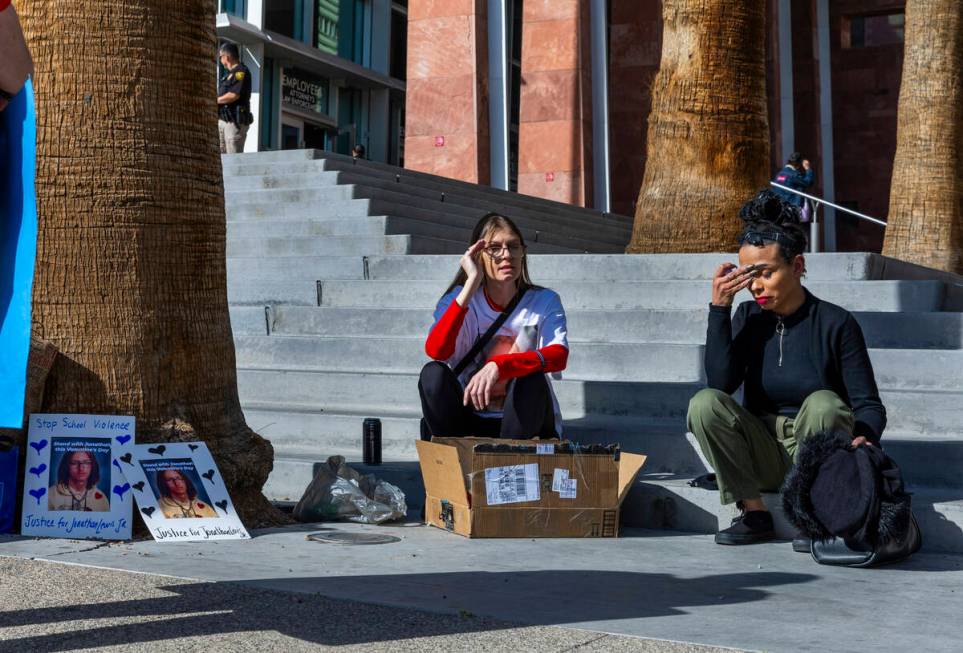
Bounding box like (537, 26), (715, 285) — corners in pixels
(218, 62), (253, 154)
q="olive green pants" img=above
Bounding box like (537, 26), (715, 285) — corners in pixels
(687, 388), (854, 505)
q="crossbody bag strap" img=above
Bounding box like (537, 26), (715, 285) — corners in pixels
(453, 288), (527, 377)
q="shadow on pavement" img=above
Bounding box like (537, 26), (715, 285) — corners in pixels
(0, 568), (816, 650)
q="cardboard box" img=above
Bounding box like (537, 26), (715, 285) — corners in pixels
(416, 437), (646, 538)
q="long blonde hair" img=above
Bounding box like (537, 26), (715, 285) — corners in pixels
(443, 212), (537, 296)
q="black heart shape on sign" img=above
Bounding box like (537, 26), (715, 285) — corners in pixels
(120, 453), (133, 465)
(215, 500), (229, 513)
(148, 445), (166, 456)
(141, 507), (156, 518)
(132, 481), (145, 492)
(188, 444), (199, 451)
(202, 469), (215, 482)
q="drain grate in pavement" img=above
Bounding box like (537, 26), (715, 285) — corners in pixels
(307, 531), (402, 545)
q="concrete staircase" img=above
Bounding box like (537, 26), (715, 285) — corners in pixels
(223, 150), (963, 553)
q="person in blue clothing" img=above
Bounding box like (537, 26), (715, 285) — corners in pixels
(772, 152), (813, 216)
(1, 0), (38, 429)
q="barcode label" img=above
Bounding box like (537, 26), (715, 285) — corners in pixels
(559, 478), (577, 499)
(536, 443), (555, 455)
(552, 468), (569, 492)
(485, 464), (540, 505)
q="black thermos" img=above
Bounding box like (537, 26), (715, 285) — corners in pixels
(363, 418), (382, 465)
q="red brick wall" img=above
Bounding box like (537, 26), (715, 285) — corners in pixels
(404, 0), (490, 184)
(829, 0), (904, 251)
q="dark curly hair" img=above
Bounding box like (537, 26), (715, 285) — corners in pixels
(738, 190), (808, 264)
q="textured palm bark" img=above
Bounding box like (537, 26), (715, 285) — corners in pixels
(626, 0), (770, 253)
(882, 0), (962, 273)
(18, 0), (284, 527)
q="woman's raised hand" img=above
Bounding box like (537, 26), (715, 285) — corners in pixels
(711, 263), (754, 307)
(460, 239), (486, 281)
(455, 239), (486, 307)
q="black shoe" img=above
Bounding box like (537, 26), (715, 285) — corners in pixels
(714, 510), (776, 545)
(792, 536), (812, 553)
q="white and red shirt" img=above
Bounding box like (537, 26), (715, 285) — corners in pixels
(425, 285), (569, 433)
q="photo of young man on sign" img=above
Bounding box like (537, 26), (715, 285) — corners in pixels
(21, 414), (136, 541)
(143, 459), (217, 519)
(47, 439), (111, 512)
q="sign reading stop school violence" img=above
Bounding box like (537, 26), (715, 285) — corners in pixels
(124, 442), (249, 543)
(21, 414), (136, 541)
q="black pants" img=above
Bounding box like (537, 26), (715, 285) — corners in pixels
(418, 361), (556, 440)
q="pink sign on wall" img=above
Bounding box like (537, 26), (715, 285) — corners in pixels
(545, 172), (555, 182)
(434, 136), (445, 147)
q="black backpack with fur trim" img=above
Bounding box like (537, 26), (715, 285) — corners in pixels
(781, 431), (922, 567)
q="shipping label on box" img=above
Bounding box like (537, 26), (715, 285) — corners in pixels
(484, 463), (540, 505)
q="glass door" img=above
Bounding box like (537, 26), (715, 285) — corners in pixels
(281, 116), (304, 149)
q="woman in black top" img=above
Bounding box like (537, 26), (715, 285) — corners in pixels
(687, 191), (886, 546)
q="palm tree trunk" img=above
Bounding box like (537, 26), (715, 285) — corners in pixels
(626, 0), (770, 253)
(882, 0), (963, 273)
(18, 0), (283, 526)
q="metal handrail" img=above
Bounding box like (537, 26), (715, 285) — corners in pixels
(769, 181), (888, 227)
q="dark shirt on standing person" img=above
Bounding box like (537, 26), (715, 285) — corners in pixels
(218, 63), (252, 124)
(772, 165), (814, 207)
(704, 289), (886, 442)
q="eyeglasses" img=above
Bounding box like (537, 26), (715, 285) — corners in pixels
(483, 244), (526, 258)
(68, 461), (93, 468)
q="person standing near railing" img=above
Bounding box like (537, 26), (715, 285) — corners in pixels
(772, 152), (814, 222)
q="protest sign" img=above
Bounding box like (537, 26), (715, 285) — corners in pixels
(125, 442), (249, 542)
(21, 414), (135, 540)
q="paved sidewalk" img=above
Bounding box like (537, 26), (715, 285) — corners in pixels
(1, 522), (961, 652)
(0, 558), (729, 653)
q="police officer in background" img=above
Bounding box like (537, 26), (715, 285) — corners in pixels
(217, 41), (252, 153)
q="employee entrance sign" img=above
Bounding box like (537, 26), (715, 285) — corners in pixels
(281, 68), (330, 116)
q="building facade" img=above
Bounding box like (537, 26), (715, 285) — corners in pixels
(216, 0), (408, 165)
(404, 0), (907, 252)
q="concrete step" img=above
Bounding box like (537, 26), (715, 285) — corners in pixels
(225, 216), (465, 240)
(264, 454), (427, 505)
(254, 401), (963, 492)
(227, 198), (374, 221)
(228, 236), (576, 259)
(362, 253), (890, 282)
(236, 366), (963, 436)
(229, 305), (963, 350)
(225, 234), (576, 258)
(224, 168), (635, 242)
(258, 432), (963, 554)
(232, 334), (963, 390)
(223, 150), (315, 164)
(234, 335), (707, 383)
(225, 184), (631, 248)
(226, 196), (624, 252)
(301, 279), (945, 312)
(222, 150), (634, 227)
(236, 368), (697, 423)
(880, 389), (963, 434)
(625, 476), (963, 554)
(226, 234), (451, 257)
(225, 213), (612, 253)
(225, 256), (366, 282)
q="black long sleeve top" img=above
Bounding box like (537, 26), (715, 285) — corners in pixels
(705, 289), (887, 443)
